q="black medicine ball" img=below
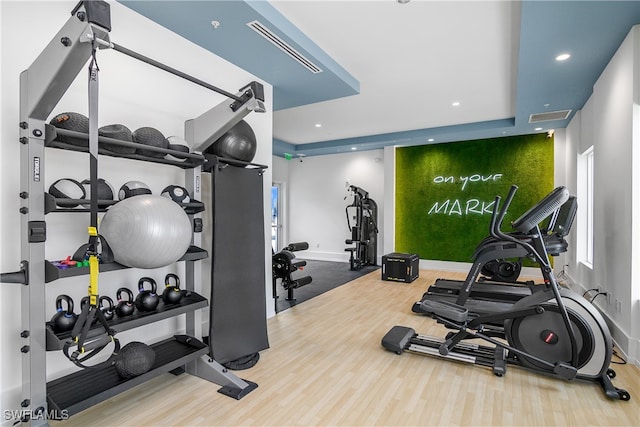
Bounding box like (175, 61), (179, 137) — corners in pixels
(133, 127), (169, 158)
(99, 124), (136, 154)
(49, 178), (86, 207)
(206, 120), (257, 163)
(81, 178), (115, 202)
(114, 341), (156, 379)
(49, 112), (89, 147)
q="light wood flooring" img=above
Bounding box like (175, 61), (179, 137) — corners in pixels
(53, 269), (639, 426)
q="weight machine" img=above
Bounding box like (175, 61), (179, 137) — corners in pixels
(344, 185), (378, 270)
(272, 242), (313, 312)
(1, 2), (267, 424)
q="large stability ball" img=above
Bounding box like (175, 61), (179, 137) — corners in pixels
(206, 120), (257, 163)
(99, 195), (192, 269)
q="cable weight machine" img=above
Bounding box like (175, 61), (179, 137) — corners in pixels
(344, 185), (378, 270)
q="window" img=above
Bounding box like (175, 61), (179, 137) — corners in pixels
(578, 146), (594, 267)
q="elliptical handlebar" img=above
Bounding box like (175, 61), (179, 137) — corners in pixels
(488, 185), (549, 267)
(489, 184), (519, 240)
(489, 195), (502, 241)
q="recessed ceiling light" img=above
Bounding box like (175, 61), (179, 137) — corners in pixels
(315, 123), (322, 128)
(535, 127), (543, 131)
(351, 147), (357, 150)
(452, 101), (460, 107)
(427, 138), (434, 142)
(555, 53), (571, 61)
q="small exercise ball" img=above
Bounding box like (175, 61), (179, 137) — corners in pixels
(133, 127), (169, 158)
(50, 112), (89, 147)
(99, 195), (192, 269)
(161, 185), (190, 204)
(206, 120), (257, 163)
(114, 341), (155, 379)
(165, 136), (190, 162)
(118, 181), (152, 200)
(81, 178), (115, 201)
(49, 178), (85, 207)
(99, 124), (136, 154)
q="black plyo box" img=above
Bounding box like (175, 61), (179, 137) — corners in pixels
(382, 253), (419, 283)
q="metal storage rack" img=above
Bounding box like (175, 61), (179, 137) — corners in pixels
(10, 2), (266, 425)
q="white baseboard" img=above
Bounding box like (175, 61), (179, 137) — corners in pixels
(299, 250), (350, 263)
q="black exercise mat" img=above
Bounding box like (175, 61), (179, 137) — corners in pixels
(274, 260), (379, 313)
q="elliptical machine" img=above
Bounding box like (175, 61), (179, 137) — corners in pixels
(344, 185), (378, 271)
(382, 185), (630, 401)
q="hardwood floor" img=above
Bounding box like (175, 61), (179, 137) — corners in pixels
(53, 270), (639, 426)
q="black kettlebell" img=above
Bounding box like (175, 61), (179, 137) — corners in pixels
(80, 296), (98, 324)
(99, 295), (115, 322)
(162, 273), (183, 305)
(116, 287), (135, 317)
(50, 294), (78, 333)
(135, 277), (159, 312)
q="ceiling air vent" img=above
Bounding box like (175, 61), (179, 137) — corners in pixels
(247, 20), (323, 74)
(529, 110), (572, 123)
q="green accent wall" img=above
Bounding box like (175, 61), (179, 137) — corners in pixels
(395, 134), (554, 262)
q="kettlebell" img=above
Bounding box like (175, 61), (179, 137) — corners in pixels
(162, 273), (183, 305)
(99, 295), (115, 322)
(115, 287), (135, 317)
(80, 296), (98, 324)
(135, 277), (159, 312)
(50, 294), (78, 333)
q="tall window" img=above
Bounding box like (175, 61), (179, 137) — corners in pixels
(578, 146), (594, 267)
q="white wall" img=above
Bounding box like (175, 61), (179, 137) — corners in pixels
(283, 149), (385, 262)
(275, 28), (640, 366)
(563, 25), (639, 363)
(272, 155), (290, 248)
(0, 0), (273, 414)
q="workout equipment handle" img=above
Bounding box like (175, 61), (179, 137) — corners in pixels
(0, 270), (27, 284)
(285, 242), (309, 252)
(491, 185), (518, 238)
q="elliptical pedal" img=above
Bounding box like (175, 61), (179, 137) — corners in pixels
(417, 299), (468, 323)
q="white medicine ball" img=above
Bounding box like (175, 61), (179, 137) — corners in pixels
(100, 195), (192, 269)
(49, 178), (86, 207)
(118, 180), (152, 200)
(165, 136), (190, 162)
(161, 185), (190, 204)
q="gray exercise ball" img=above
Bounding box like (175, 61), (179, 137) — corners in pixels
(100, 195), (192, 269)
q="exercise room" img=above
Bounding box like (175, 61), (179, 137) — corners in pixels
(1, 1), (638, 426)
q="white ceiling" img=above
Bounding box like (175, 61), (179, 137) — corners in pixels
(121, 0), (639, 156)
(270, 0), (520, 145)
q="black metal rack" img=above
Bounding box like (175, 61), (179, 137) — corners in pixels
(45, 292), (208, 351)
(44, 246), (208, 283)
(14, 3), (265, 424)
(46, 335), (208, 417)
